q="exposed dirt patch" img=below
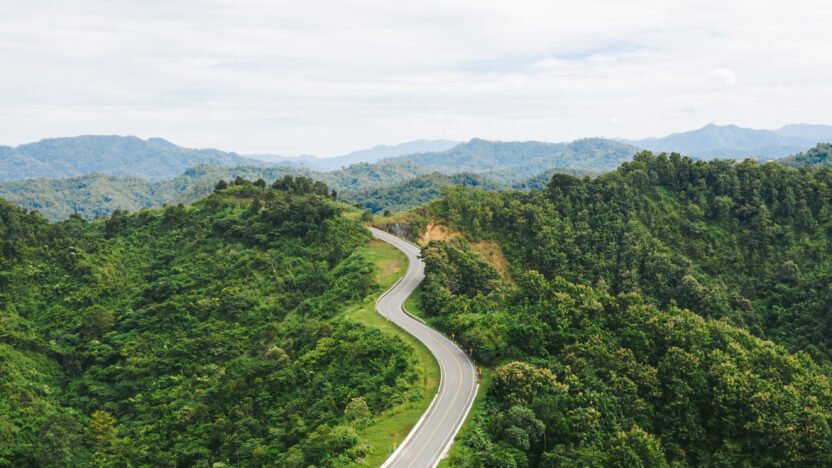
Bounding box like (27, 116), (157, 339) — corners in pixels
(419, 221), (461, 244)
(471, 240), (512, 280)
(419, 220), (512, 281)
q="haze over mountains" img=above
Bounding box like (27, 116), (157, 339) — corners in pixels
(625, 123), (832, 160)
(0, 135), (259, 182)
(2, 123), (832, 220)
(252, 139), (460, 171)
(384, 138), (638, 183)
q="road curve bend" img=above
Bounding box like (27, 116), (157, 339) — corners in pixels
(369, 227), (478, 468)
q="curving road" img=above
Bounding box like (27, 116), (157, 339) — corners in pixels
(369, 227), (478, 468)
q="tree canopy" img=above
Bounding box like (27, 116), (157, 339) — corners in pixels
(0, 178), (420, 466)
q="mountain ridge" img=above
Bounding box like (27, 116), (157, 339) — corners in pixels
(624, 123), (832, 159)
(385, 137), (639, 182)
(0, 135), (261, 182)
(252, 139), (460, 170)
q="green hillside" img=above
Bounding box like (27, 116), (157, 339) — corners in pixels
(342, 168), (605, 214)
(0, 162), (429, 221)
(0, 178), (424, 466)
(404, 152), (832, 466)
(422, 241), (832, 467)
(342, 172), (505, 214)
(510, 167), (602, 191)
(0, 162), (607, 221)
(0, 136), (637, 221)
(426, 152), (832, 360)
(778, 142), (832, 168)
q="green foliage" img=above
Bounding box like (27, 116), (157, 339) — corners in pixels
(0, 162), (429, 221)
(0, 137), (637, 220)
(779, 142), (832, 168)
(431, 151), (832, 362)
(510, 167), (601, 191)
(0, 182), (420, 466)
(341, 172), (505, 213)
(420, 246), (832, 467)
(416, 155), (832, 466)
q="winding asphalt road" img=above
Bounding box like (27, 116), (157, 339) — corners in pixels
(369, 227), (478, 468)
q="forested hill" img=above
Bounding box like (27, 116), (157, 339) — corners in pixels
(509, 167), (601, 191)
(427, 152), (832, 361)
(0, 177), (421, 466)
(0, 162), (429, 221)
(0, 135), (260, 182)
(778, 142), (832, 168)
(342, 172), (504, 214)
(403, 152), (832, 466)
(343, 168), (602, 214)
(421, 240), (832, 466)
(386, 137), (639, 181)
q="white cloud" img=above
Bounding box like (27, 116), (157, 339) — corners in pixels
(709, 68), (738, 87)
(0, 0), (830, 155)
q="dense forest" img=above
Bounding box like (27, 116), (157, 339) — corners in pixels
(1, 162), (599, 221)
(0, 176), (421, 466)
(779, 142), (832, 168)
(509, 167), (601, 191)
(7, 144), (832, 467)
(342, 172), (504, 214)
(0, 162), (430, 221)
(419, 240), (832, 466)
(404, 151), (832, 466)
(425, 151), (832, 361)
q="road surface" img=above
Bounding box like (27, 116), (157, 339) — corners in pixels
(369, 227), (478, 468)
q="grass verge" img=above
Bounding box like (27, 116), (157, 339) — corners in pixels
(404, 284), (426, 321)
(345, 238), (441, 467)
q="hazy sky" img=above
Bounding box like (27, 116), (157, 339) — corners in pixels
(1, 0), (830, 156)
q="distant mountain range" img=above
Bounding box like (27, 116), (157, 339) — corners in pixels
(3, 126), (832, 220)
(625, 123), (832, 160)
(0, 162), (434, 221)
(386, 138), (639, 183)
(252, 139), (460, 171)
(0, 135), (260, 182)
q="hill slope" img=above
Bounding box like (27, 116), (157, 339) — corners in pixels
(0, 179), (423, 466)
(423, 153), (832, 361)
(0, 162), (429, 220)
(402, 156), (832, 466)
(0, 135), (260, 182)
(510, 167), (601, 191)
(342, 172), (505, 214)
(419, 240), (832, 467)
(778, 142), (832, 168)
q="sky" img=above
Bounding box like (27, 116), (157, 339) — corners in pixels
(0, 0), (831, 157)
